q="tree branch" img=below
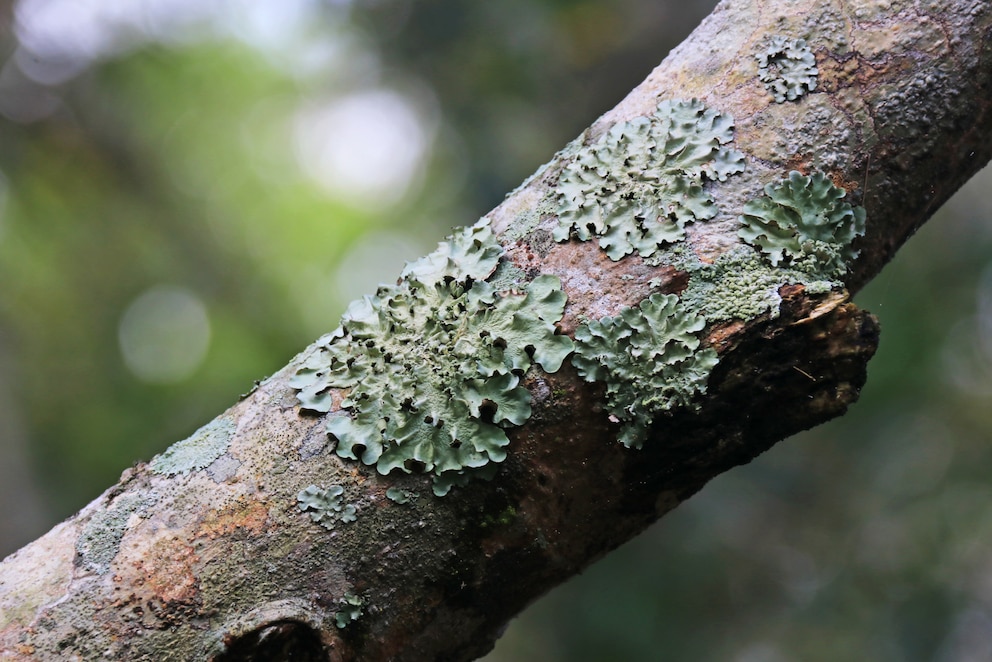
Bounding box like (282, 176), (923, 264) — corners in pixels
(1, 0), (990, 660)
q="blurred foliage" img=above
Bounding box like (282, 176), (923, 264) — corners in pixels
(1, 1), (992, 660)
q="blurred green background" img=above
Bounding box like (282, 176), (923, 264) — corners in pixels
(2, 1), (992, 660)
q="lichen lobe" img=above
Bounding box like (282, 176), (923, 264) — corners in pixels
(297, 484), (357, 529)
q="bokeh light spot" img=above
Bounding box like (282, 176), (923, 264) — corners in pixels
(293, 89), (431, 208)
(334, 230), (429, 304)
(118, 286), (211, 384)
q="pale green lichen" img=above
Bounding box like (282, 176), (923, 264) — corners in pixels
(430, 462), (499, 497)
(335, 593), (364, 629)
(502, 191), (560, 244)
(553, 99), (745, 260)
(291, 220), (574, 493)
(571, 293), (718, 448)
(757, 36), (818, 103)
(385, 487), (416, 504)
(149, 416), (235, 477)
(297, 484), (357, 529)
(76, 493), (158, 575)
(399, 219), (503, 286)
(642, 240), (837, 324)
(738, 170), (866, 278)
(487, 259), (528, 292)
(674, 245), (835, 323)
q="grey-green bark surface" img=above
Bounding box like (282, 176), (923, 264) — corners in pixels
(1, 1), (990, 660)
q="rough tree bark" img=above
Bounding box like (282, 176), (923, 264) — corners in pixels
(1, 0), (990, 660)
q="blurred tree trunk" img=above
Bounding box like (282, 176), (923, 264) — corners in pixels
(1, 1), (990, 660)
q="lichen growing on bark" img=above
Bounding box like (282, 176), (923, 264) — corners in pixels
(570, 293), (718, 449)
(757, 35), (819, 102)
(553, 99), (745, 260)
(297, 484), (357, 529)
(290, 220), (573, 494)
(149, 417), (236, 477)
(738, 170), (866, 278)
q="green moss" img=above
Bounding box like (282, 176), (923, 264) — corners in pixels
(297, 484), (357, 529)
(757, 36), (818, 103)
(291, 219), (574, 494)
(149, 416), (236, 477)
(571, 293), (718, 448)
(553, 99), (745, 260)
(738, 170), (866, 278)
(76, 492), (158, 575)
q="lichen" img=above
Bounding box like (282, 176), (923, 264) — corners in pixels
(335, 593), (364, 629)
(149, 416), (236, 477)
(487, 259), (528, 292)
(297, 484), (357, 529)
(553, 99), (745, 260)
(738, 170), (866, 278)
(76, 492), (158, 575)
(430, 462), (499, 497)
(571, 293), (718, 448)
(757, 36), (818, 103)
(290, 219), (574, 493)
(385, 487), (415, 504)
(502, 191), (560, 244)
(675, 245), (835, 322)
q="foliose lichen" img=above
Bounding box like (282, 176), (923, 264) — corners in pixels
(571, 293), (718, 448)
(335, 593), (364, 629)
(297, 484), (357, 529)
(553, 99), (745, 260)
(757, 36), (818, 103)
(149, 416), (236, 477)
(290, 220), (574, 494)
(385, 487), (416, 504)
(738, 170), (866, 278)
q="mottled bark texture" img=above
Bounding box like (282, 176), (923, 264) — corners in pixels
(2, 0), (990, 660)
